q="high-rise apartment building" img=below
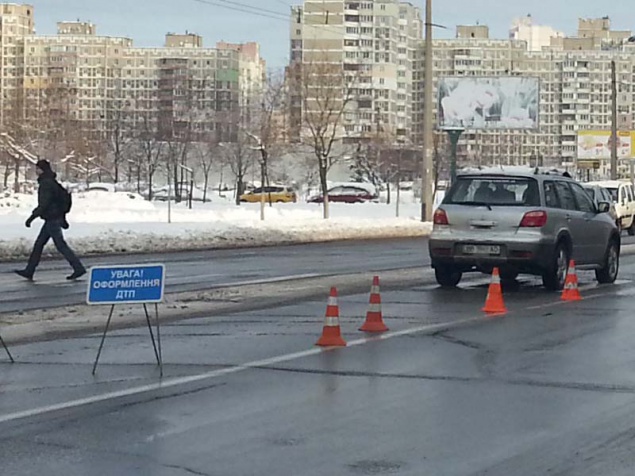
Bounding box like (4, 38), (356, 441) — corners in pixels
(289, 0), (422, 143)
(1, 4), (266, 146)
(417, 18), (634, 174)
(509, 15), (564, 52)
(290, 4), (635, 177)
(0, 3), (35, 124)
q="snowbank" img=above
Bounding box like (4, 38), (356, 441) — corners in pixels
(0, 191), (431, 260)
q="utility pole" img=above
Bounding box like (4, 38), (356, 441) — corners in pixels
(611, 60), (618, 180)
(422, 0), (434, 222)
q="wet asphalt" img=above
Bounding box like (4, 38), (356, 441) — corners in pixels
(0, 238), (427, 313)
(2, 256), (635, 475)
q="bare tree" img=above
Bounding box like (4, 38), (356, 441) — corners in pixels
(137, 114), (164, 201)
(242, 70), (288, 219)
(193, 136), (216, 203)
(220, 134), (253, 206)
(106, 102), (132, 184)
(295, 60), (357, 218)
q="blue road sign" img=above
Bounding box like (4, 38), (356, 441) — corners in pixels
(87, 264), (165, 305)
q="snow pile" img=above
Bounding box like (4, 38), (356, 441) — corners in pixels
(0, 190), (432, 260)
(0, 193), (32, 210)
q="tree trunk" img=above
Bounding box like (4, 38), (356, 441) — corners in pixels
(13, 160), (20, 193)
(202, 172), (209, 203)
(173, 160), (180, 203)
(4, 161), (11, 189)
(235, 176), (244, 206)
(147, 170), (154, 201)
(386, 182), (391, 205)
(136, 163), (141, 195)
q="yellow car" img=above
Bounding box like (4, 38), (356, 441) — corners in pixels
(240, 186), (297, 203)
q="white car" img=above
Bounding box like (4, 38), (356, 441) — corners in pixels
(587, 181), (635, 235)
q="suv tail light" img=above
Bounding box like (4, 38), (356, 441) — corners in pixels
(433, 208), (449, 225)
(519, 210), (547, 228)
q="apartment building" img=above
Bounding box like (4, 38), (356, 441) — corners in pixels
(416, 19), (634, 174)
(290, 3), (635, 176)
(0, 4), (265, 145)
(289, 0), (422, 143)
(0, 3), (34, 124)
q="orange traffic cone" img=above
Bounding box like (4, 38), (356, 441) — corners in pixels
(561, 260), (582, 302)
(316, 287), (347, 347)
(482, 268), (507, 314)
(360, 276), (389, 333)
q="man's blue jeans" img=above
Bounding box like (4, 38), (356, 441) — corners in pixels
(26, 219), (85, 275)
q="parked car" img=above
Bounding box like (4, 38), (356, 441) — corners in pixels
(429, 167), (620, 291)
(586, 181), (635, 235)
(583, 184), (619, 226)
(308, 185), (379, 204)
(240, 186), (297, 203)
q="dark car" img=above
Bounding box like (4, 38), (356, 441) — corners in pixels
(308, 185), (378, 204)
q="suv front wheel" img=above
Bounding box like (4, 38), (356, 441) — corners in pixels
(596, 239), (620, 284)
(435, 266), (462, 288)
(542, 242), (570, 291)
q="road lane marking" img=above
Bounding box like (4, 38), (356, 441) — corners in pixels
(0, 275), (632, 426)
(0, 316), (484, 426)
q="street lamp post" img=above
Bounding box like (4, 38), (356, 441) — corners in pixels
(422, 0), (434, 222)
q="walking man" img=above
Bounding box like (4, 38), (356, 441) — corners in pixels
(15, 160), (86, 281)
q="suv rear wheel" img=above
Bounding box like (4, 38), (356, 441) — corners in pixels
(542, 242), (569, 291)
(435, 266), (462, 288)
(596, 239), (620, 284)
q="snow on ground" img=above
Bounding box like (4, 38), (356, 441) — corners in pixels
(0, 189), (431, 260)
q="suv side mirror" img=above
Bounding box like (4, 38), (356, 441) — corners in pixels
(598, 202), (611, 214)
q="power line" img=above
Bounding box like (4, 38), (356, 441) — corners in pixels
(192, 0), (289, 21)
(191, 0), (348, 40)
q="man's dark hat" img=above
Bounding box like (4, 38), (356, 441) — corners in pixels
(35, 159), (52, 173)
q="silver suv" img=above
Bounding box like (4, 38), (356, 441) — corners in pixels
(429, 167), (620, 291)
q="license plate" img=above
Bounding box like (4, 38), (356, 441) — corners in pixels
(462, 244), (501, 255)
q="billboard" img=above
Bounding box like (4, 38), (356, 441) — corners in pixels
(577, 131), (633, 160)
(438, 76), (540, 130)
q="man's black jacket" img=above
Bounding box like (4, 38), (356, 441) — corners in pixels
(30, 172), (64, 221)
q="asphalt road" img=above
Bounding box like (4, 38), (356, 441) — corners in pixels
(0, 238), (427, 313)
(3, 256), (635, 474)
(2, 235), (635, 314)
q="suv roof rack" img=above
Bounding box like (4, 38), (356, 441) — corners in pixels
(533, 167), (572, 178)
(458, 165), (573, 178)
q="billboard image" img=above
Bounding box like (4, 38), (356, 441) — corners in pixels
(438, 76), (540, 130)
(577, 131), (633, 159)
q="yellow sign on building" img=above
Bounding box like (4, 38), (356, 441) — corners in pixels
(577, 130), (634, 160)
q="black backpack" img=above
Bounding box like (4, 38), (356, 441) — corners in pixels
(57, 182), (73, 214)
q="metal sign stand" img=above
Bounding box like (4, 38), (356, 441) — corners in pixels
(87, 264), (166, 377)
(92, 303), (163, 376)
(0, 333), (14, 363)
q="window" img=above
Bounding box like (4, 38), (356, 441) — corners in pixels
(544, 182), (560, 208)
(446, 177), (540, 206)
(571, 183), (595, 213)
(554, 182), (577, 211)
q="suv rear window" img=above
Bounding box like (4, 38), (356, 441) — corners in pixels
(444, 177), (540, 207)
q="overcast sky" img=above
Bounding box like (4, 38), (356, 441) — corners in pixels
(30, 1), (635, 69)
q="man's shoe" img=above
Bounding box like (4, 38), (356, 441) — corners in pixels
(14, 269), (33, 281)
(67, 269), (86, 281)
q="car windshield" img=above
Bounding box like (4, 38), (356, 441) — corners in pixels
(444, 176), (540, 207)
(584, 187), (597, 201)
(606, 187), (619, 201)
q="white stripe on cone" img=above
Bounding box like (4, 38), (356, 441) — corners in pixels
(328, 297), (338, 306)
(368, 303), (381, 313)
(324, 317), (340, 327)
